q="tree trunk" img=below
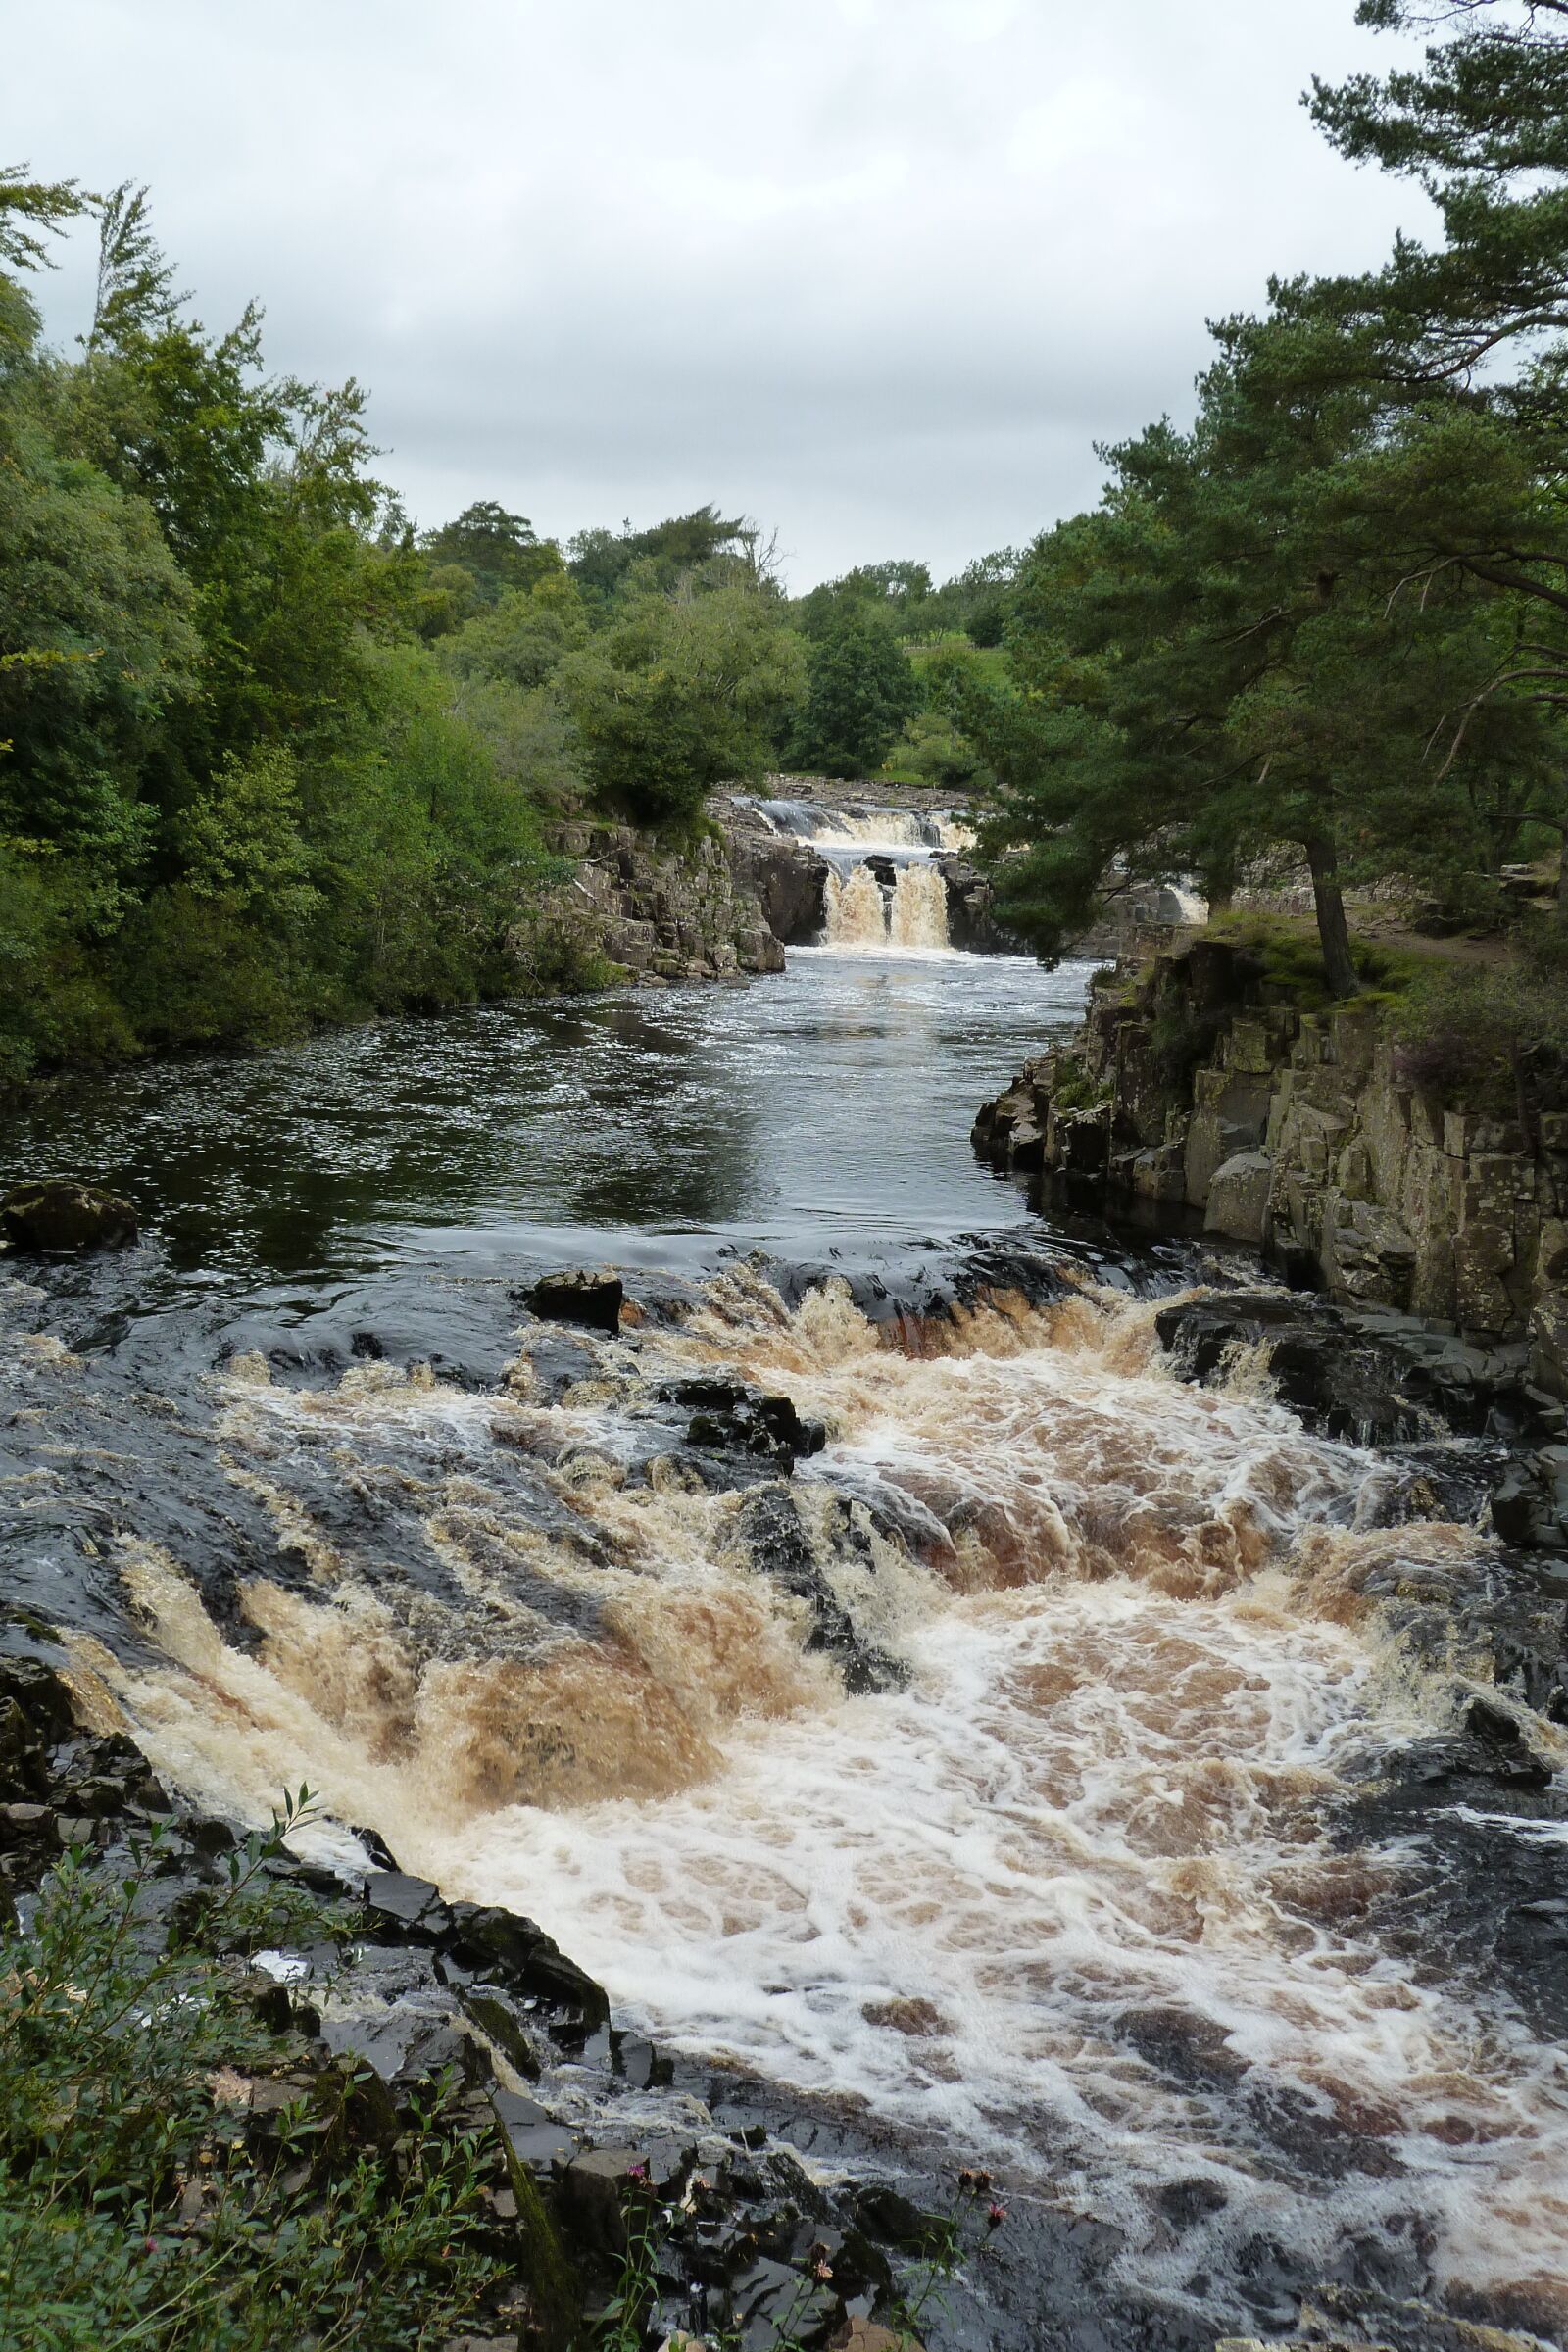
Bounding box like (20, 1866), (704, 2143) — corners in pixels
(1203, 853), (1236, 919)
(1303, 832), (1360, 999)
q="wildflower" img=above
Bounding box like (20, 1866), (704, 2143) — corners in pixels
(986, 2202), (1006, 2230)
(626, 2160), (650, 2182)
(813, 2258), (834, 2281)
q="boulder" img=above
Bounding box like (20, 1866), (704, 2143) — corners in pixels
(1204, 1150), (1273, 1246)
(524, 1269), (623, 1334)
(664, 1377), (826, 1469)
(0, 1179), (137, 1254)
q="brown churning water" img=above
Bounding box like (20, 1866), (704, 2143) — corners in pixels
(70, 1267), (1568, 2328)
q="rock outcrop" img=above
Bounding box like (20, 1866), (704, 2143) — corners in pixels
(973, 939), (1568, 1403)
(718, 796), (829, 944)
(545, 819), (786, 983)
(935, 853), (1023, 953)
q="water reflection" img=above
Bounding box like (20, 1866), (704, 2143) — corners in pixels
(0, 952), (1094, 1294)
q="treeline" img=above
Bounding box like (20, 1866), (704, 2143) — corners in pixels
(0, 177), (1004, 1082)
(954, 0), (1568, 1000)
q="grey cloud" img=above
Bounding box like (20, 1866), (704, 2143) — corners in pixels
(6, 0), (1432, 583)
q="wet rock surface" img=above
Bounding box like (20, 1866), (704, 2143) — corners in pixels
(6, 1183), (1568, 2345)
(0, 1177), (138, 1253)
(523, 1267), (625, 1334)
(1154, 1283), (1568, 1549)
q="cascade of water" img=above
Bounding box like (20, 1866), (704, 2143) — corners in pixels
(888, 860), (951, 949)
(72, 1268), (1568, 2334)
(821, 863), (893, 947)
(758, 796), (961, 953)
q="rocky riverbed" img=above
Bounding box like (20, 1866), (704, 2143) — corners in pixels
(5, 952), (1568, 2351)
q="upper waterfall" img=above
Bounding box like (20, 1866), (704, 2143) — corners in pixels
(745, 790), (975, 954)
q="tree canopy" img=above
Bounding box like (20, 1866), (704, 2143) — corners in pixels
(962, 0), (1568, 994)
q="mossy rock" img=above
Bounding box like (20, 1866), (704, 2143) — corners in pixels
(0, 1179), (138, 1253)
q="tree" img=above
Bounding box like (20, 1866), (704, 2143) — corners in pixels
(562, 584), (804, 824)
(566, 505), (765, 610)
(788, 607), (920, 779)
(0, 163), (82, 345)
(89, 181), (183, 348)
(437, 571), (590, 691)
(418, 500), (564, 605)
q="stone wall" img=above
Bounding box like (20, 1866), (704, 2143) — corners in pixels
(972, 941), (1568, 1402)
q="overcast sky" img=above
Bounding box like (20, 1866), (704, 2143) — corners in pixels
(8, 0), (1432, 588)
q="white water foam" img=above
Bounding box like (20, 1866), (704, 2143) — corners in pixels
(78, 1278), (1568, 2329)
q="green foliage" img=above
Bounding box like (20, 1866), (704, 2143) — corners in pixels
(0, 1795), (503, 2350)
(0, 173), (610, 1081)
(439, 571), (591, 691)
(418, 499), (564, 610)
(563, 585), (805, 825)
(788, 607), (920, 780)
(956, 1), (1568, 999)
(1049, 1051), (1113, 1112)
(566, 504), (765, 612)
(1389, 934), (1568, 1115)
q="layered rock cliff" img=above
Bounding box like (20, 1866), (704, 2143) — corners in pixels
(973, 940), (1568, 1409)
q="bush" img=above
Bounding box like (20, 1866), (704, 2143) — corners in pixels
(1390, 945), (1568, 1117)
(0, 1796), (504, 2350)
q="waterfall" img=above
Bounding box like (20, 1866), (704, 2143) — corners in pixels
(753, 794), (961, 954)
(888, 861), (950, 949)
(821, 864), (895, 948)
(821, 858), (952, 952)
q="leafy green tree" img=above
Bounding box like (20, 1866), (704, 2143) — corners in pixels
(418, 499), (564, 605)
(0, 162), (82, 353)
(438, 570), (591, 690)
(0, 412), (199, 878)
(788, 606), (920, 780)
(567, 505), (765, 611)
(562, 585), (804, 824)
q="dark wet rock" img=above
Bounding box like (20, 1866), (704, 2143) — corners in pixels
(523, 1269), (624, 1333)
(0, 1178), (137, 1254)
(363, 1868), (454, 1937)
(461, 1986), (545, 2080)
(560, 2147), (647, 2254)
(736, 1490), (906, 1695)
(851, 2183), (937, 2252)
(936, 853), (1023, 954)
(662, 1377), (826, 1469)
(1492, 1451), (1568, 1551)
(612, 2028), (674, 2090)
(731, 2254), (838, 2351)
(445, 1901), (611, 2024)
(1464, 1694), (1554, 1785)
(490, 2087), (579, 2173)
(726, 823), (829, 945)
(1156, 1289), (1562, 1453)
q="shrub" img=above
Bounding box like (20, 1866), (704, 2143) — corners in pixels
(0, 1796), (504, 2350)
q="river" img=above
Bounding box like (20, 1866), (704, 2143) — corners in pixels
(3, 939), (1567, 2345)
